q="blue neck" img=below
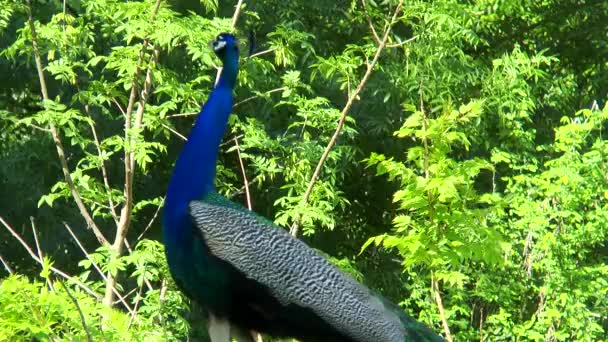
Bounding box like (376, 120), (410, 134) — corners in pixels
(164, 55), (239, 227)
(216, 57), (238, 89)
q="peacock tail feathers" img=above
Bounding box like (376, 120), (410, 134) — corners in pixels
(189, 199), (443, 342)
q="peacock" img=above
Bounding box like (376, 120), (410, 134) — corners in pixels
(163, 33), (443, 342)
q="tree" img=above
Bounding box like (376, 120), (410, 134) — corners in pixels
(1, 0), (607, 340)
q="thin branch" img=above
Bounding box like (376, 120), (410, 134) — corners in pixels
(386, 35), (418, 48)
(0, 252), (13, 274)
(127, 267), (146, 330)
(136, 198), (164, 242)
(63, 223), (135, 315)
(30, 217), (44, 266)
(220, 134), (243, 147)
(228, 174), (262, 199)
(25, 0), (108, 245)
(479, 306), (484, 342)
(167, 111), (197, 118)
(233, 137), (252, 210)
(30, 217), (53, 290)
(74, 88), (120, 224)
(361, 0), (382, 45)
(112, 98), (126, 116)
(289, 0), (405, 237)
(28, 123), (52, 133)
(162, 123), (187, 141)
(246, 47), (277, 60)
(432, 273), (453, 342)
(230, 0), (245, 30)
(234, 87), (287, 108)
(0, 216), (101, 299)
(59, 281), (94, 342)
(361, 0), (415, 49)
(87, 117), (120, 225)
(118, 287), (139, 300)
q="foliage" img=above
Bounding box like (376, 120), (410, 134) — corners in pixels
(0, 274), (160, 341)
(1, 0), (608, 341)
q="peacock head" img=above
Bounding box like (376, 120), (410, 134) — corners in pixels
(212, 33), (239, 64)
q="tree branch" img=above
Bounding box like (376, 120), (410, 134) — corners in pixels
(167, 111), (198, 118)
(234, 87), (287, 108)
(64, 223), (135, 315)
(104, 0), (162, 307)
(0, 252), (13, 274)
(289, 0), (405, 237)
(59, 280), (94, 342)
(246, 47), (277, 60)
(127, 267), (146, 330)
(162, 123), (188, 141)
(233, 136), (252, 210)
(30, 217), (44, 267)
(136, 198), (164, 242)
(230, 0), (245, 30)
(432, 273), (453, 342)
(30, 217), (54, 290)
(25, 0), (108, 245)
(362, 0), (414, 48)
(0, 215), (101, 299)
(361, 0), (382, 45)
(84, 104), (120, 225)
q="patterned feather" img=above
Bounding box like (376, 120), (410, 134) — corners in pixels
(189, 194), (443, 342)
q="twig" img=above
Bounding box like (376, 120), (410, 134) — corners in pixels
(166, 111), (197, 118)
(112, 98), (126, 116)
(289, 0), (405, 237)
(162, 123), (187, 141)
(25, 0), (108, 245)
(30, 217), (54, 290)
(233, 137), (252, 210)
(127, 267), (146, 330)
(230, 0), (245, 30)
(28, 123), (52, 132)
(234, 87), (287, 108)
(136, 197), (164, 242)
(361, 0), (415, 49)
(63, 223), (135, 315)
(0, 215), (101, 299)
(246, 47), (277, 60)
(118, 287), (139, 301)
(228, 174), (262, 199)
(220, 134), (243, 147)
(59, 280), (94, 342)
(84, 104), (119, 224)
(0, 252), (13, 274)
(361, 0), (382, 45)
(30, 217), (44, 266)
(479, 306), (484, 342)
(432, 273), (453, 342)
(386, 35), (418, 48)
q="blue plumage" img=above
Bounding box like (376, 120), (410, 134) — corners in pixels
(163, 32), (239, 325)
(163, 33), (442, 342)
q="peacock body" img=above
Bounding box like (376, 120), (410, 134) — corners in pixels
(163, 33), (442, 342)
